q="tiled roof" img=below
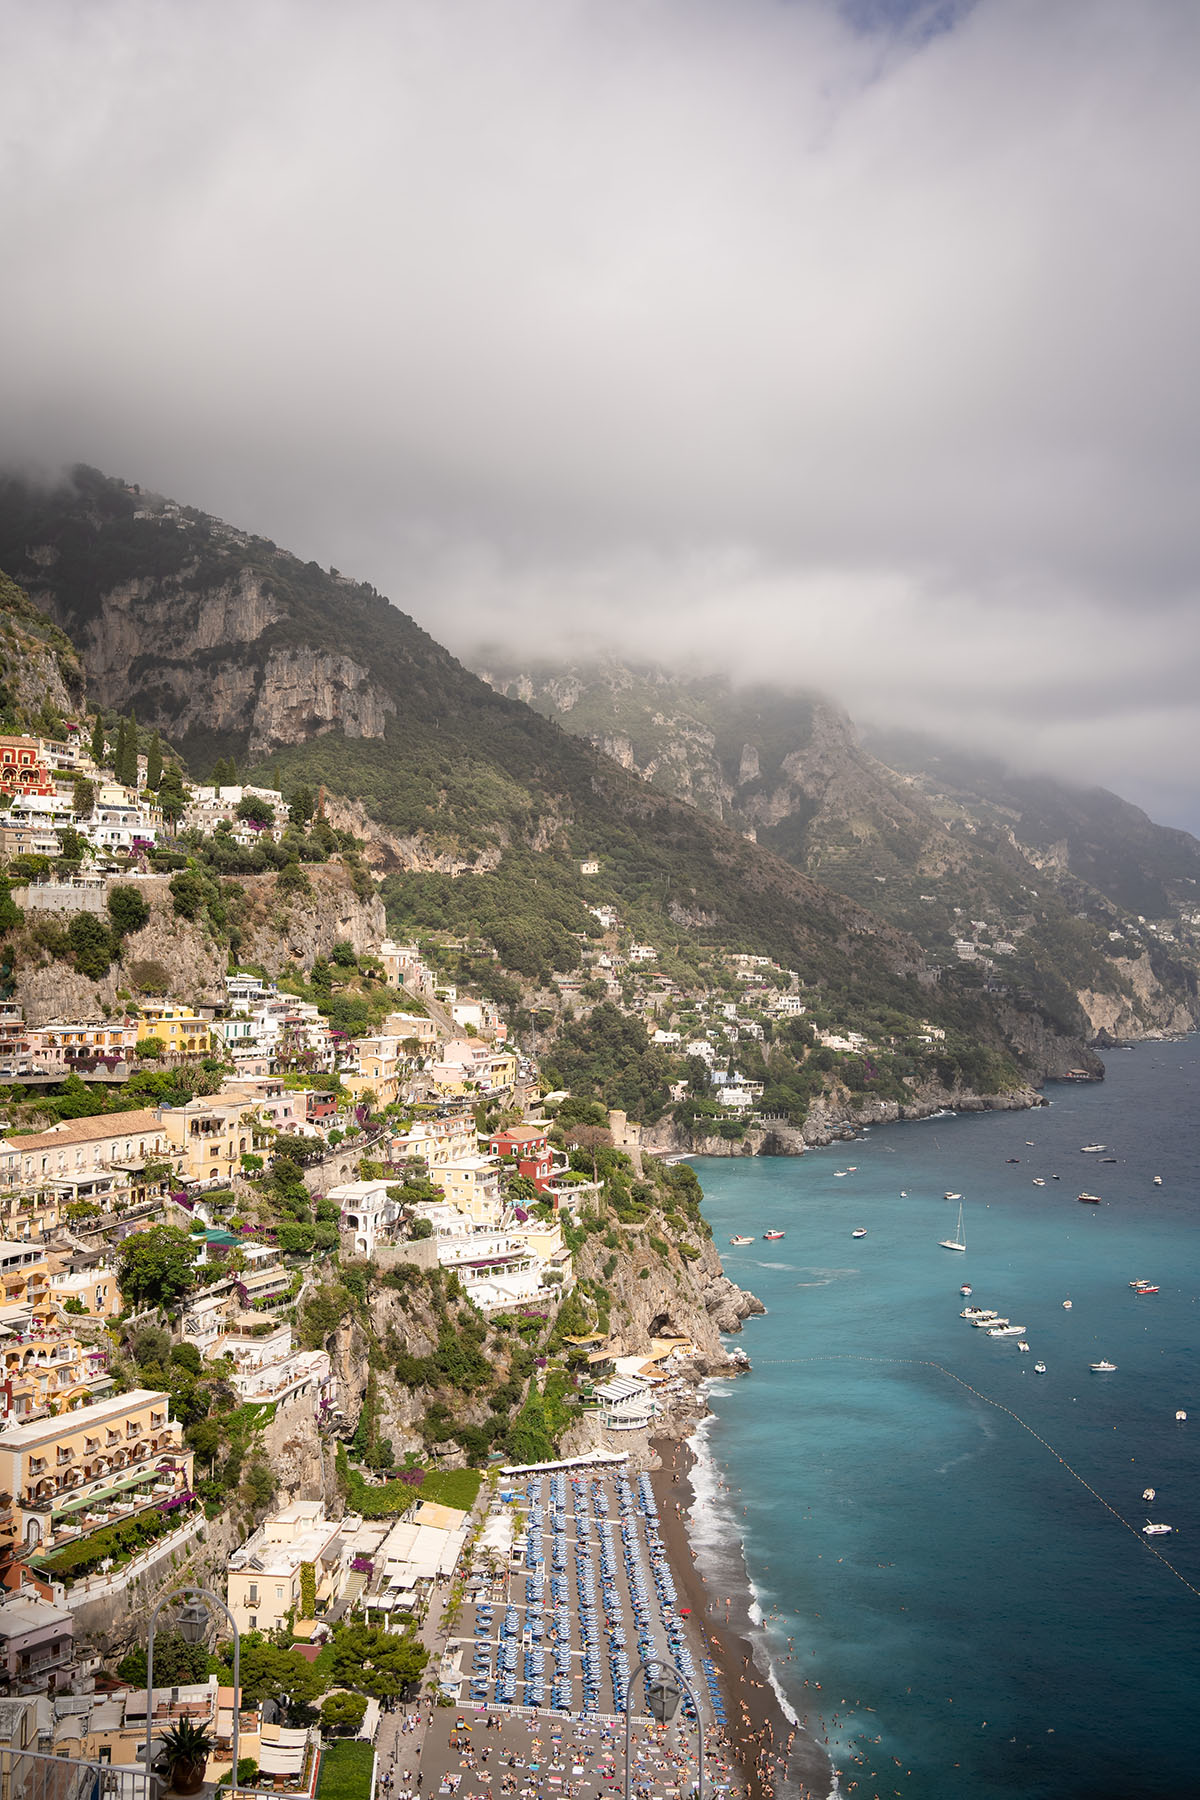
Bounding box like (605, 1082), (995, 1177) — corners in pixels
(5, 1109), (162, 1151)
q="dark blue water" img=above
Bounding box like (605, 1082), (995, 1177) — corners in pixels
(693, 1041), (1200, 1800)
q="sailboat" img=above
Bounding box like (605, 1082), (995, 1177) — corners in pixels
(939, 1201), (967, 1252)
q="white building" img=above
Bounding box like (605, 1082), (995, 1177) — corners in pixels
(327, 1179), (404, 1257)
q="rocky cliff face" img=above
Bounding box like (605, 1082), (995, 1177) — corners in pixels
(9, 863), (384, 1024)
(0, 566), (85, 724)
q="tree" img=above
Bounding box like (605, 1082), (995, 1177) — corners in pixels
(72, 774), (96, 818)
(329, 1624), (428, 1700)
(118, 1630), (209, 1689)
(320, 1692), (367, 1736)
(56, 826), (86, 862)
(145, 732), (163, 790)
(138, 1036), (166, 1060)
(288, 785), (316, 827)
(67, 913), (114, 978)
(108, 884), (151, 938)
(158, 766), (188, 827)
(236, 795), (275, 828)
(117, 1225), (198, 1310)
(234, 1640), (326, 1714)
(89, 713), (106, 766)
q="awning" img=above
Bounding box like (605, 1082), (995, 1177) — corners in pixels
(52, 1469), (160, 1517)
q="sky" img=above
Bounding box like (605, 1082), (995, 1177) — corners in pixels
(2, 0), (1199, 828)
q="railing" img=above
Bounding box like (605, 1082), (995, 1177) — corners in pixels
(0, 1748), (153, 1800)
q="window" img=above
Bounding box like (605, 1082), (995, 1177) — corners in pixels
(249, 1615), (257, 1631)
(248, 1583), (258, 1604)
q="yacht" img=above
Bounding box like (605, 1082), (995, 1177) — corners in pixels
(940, 1201), (967, 1252)
(1090, 1360), (1117, 1372)
(729, 1235), (755, 1247)
(1142, 1522), (1172, 1536)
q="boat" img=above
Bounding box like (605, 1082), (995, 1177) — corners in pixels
(763, 1230), (785, 1241)
(1143, 1487), (1156, 1501)
(899, 1189), (908, 1197)
(847, 1166), (857, 1172)
(1005, 1157), (1020, 1164)
(1081, 1144), (1106, 1153)
(851, 1228), (867, 1239)
(1143, 1522), (1172, 1536)
(960, 1283), (972, 1296)
(1017, 1341), (1030, 1352)
(1034, 1361), (1047, 1374)
(1077, 1193), (1102, 1204)
(988, 1324), (1026, 1337)
(1032, 1177), (1046, 1186)
(1133, 1283), (1159, 1295)
(834, 1171), (846, 1178)
(974, 1315), (1010, 1329)
(1175, 1410), (1187, 1421)
(729, 1235), (755, 1247)
(1090, 1360), (1117, 1372)
(1153, 1175), (1163, 1186)
(940, 1201), (967, 1252)
(1062, 1299), (1073, 1309)
(1101, 1157), (1117, 1163)
(944, 1191), (962, 1201)
(962, 1307), (998, 1320)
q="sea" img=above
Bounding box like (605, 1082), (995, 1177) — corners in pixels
(690, 1038), (1200, 1800)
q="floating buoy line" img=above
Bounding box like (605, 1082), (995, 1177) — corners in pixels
(752, 1354), (1200, 1601)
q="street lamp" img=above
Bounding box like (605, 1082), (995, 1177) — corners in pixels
(623, 1655), (704, 1800)
(145, 1587), (241, 1800)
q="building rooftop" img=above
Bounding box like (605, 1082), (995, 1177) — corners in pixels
(5, 1110), (162, 1150)
(0, 1387), (167, 1448)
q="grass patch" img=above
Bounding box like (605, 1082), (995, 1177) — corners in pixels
(339, 1452), (483, 1518)
(317, 1740), (375, 1800)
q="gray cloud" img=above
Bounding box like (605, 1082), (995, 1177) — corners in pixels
(2, 0), (1198, 824)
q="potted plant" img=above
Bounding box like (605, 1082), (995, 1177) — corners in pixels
(159, 1718), (215, 1795)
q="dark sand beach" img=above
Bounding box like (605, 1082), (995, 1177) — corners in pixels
(650, 1437), (833, 1800)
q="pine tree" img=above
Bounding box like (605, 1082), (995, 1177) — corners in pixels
(90, 713), (105, 767)
(128, 710), (138, 786)
(114, 718), (136, 787)
(146, 732), (163, 790)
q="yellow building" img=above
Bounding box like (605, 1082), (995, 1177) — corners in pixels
(0, 1306), (96, 1423)
(156, 1093), (254, 1183)
(0, 1387), (192, 1557)
(226, 1500), (343, 1636)
(0, 1243), (50, 1310)
(135, 1006), (212, 1057)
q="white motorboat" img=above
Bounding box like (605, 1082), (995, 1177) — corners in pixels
(729, 1235), (755, 1247)
(1032, 1178), (1046, 1187)
(1143, 1522), (1172, 1536)
(944, 1191), (962, 1201)
(1142, 1487), (1156, 1501)
(1034, 1361), (1047, 1374)
(940, 1201), (967, 1252)
(1090, 1360), (1117, 1372)
(1017, 1341), (1030, 1352)
(851, 1228), (867, 1239)
(988, 1324), (1026, 1337)
(1153, 1175), (1163, 1186)
(974, 1315), (1009, 1328)
(1175, 1410), (1187, 1421)
(1080, 1144), (1106, 1153)
(962, 1307), (998, 1320)
(1062, 1300), (1073, 1309)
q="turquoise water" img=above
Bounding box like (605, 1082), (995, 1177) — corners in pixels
(693, 1040), (1200, 1800)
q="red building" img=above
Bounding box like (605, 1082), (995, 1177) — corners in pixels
(0, 737), (55, 798)
(488, 1124), (554, 1192)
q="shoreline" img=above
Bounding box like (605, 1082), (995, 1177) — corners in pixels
(650, 1432), (834, 1800)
